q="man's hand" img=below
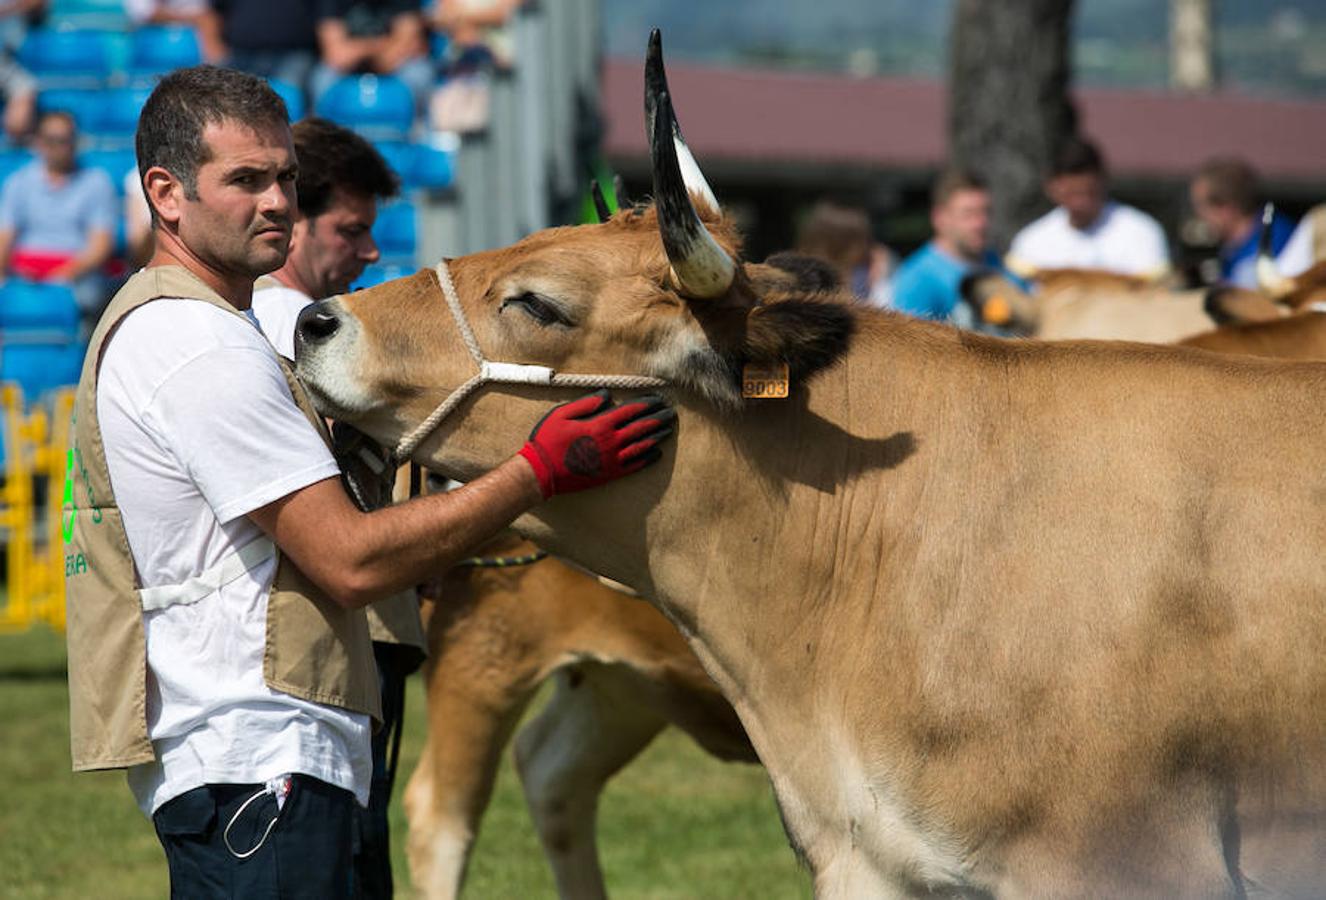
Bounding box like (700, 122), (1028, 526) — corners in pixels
(518, 390), (675, 499)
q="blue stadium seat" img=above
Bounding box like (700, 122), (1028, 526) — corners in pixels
(1, 343), (86, 399)
(87, 87), (151, 143)
(37, 88), (104, 131)
(351, 263), (412, 292)
(408, 140), (454, 190)
(0, 280), (81, 335)
(48, 0), (130, 29)
(372, 141), (414, 182)
(268, 79), (306, 122)
(317, 74), (414, 139)
(19, 29), (115, 85)
(0, 147), (34, 185)
(0, 280), (83, 399)
(129, 25), (201, 78)
(80, 148), (137, 192)
(371, 201), (416, 263)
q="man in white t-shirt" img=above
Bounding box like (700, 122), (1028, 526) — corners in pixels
(78, 66), (676, 898)
(1007, 137), (1170, 280)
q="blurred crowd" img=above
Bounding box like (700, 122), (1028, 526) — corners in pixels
(799, 136), (1323, 328)
(0, 0), (520, 334)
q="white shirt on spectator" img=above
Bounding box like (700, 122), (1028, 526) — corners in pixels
(97, 296), (370, 816)
(1278, 213), (1316, 278)
(251, 280), (313, 361)
(1007, 201), (1170, 278)
(124, 0), (208, 25)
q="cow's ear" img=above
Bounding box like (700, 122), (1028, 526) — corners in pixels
(761, 252), (843, 292)
(741, 299), (856, 383)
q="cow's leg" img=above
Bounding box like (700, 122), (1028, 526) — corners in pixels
(404, 672), (538, 899)
(514, 664), (668, 900)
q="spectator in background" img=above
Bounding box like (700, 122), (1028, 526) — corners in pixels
(0, 110), (116, 325)
(425, 0), (521, 133)
(311, 0), (432, 112)
(1007, 137), (1170, 279)
(891, 168), (1003, 325)
(125, 0), (226, 62)
(794, 199), (893, 307)
(123, 166), (153, 268)
(205, 0), (319, 90)
(1190, 157), (1295, 289)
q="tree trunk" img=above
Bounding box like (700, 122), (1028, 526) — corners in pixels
(949, 0), (1077, 251)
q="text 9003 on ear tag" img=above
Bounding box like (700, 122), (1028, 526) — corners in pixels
(742, 362), (790, 399)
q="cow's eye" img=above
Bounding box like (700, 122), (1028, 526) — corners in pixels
(501, 293), (571, 327)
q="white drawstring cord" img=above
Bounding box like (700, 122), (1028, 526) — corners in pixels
(222, 778), (288, 860)
(389, 261), (669, 462)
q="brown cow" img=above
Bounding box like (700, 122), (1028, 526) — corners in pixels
(962, 268), (1285, 340)
(403, 530), (755, 899)
(299, 32), (1326, 897)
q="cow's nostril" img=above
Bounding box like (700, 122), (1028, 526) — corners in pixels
(297, 307), (341, 344)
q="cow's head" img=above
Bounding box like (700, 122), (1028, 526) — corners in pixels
(294, 31), (855, 477)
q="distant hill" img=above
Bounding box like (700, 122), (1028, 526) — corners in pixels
(603, 0), (1326, 98)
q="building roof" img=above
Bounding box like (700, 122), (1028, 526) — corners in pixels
(601, 57), (1326, 186)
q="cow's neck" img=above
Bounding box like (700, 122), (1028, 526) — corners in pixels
(513, 313), (1001, 878)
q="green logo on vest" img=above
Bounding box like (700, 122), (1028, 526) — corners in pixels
(65, 552), (88, 577)
(62, 448), (76, 543)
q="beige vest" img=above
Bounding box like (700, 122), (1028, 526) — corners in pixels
(65, 266), (381, 772)
(252, 274), (426, 655)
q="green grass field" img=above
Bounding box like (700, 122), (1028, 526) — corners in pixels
(0, 627), (811, 899)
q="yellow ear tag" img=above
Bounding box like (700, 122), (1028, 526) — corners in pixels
(742, 362), (790, 399)
(984, 295), (1013, 325)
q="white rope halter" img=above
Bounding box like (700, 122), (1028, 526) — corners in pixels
(390, 260), (669, 461)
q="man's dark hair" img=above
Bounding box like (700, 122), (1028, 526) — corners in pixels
(291, 117), (400, 219)
(1050, 137), (1106, 178)
(931, 168), (987, 209)
(1195, 157), (1261, 215)
(135, 65), (289, 200)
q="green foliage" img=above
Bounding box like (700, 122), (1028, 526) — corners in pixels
(1, 629), (809, 899)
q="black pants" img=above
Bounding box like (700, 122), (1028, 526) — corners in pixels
(154, 776), (357, 899)
(356, 642), (424, 899)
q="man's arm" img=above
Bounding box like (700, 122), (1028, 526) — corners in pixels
(317, 18), (385, 72)
(49, 228), (112, 282)
(0, 226), (15, 275)
(248, 454), (541, 608)
(250, 390), (674, 609)
(373, 11), (427, 71)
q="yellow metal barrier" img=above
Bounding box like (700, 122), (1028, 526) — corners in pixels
(1, 383), (75, 633)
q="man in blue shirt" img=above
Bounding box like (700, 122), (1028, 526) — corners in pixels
(1190, 157), (1294, 289)
(0, 110), (117, 326)
(891, 168), (1003, 324)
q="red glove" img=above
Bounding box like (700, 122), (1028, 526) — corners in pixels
(518, 390), (676, 498)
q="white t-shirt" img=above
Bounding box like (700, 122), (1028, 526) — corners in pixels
(96, 296), (371, 815)
(1278, 214), (1315, 278)
(251, 282), (314, 361)
(1007, 201), (1170, 278)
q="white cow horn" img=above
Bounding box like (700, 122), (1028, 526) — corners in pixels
(646, 30), (734, 299)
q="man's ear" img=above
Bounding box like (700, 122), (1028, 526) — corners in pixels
(143, 166), (182, 226)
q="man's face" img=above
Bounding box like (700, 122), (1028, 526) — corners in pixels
(288, 187), (380, 298)
(1189, 177), (1239, 243)
(174, 120), (297, 281)
(1047, 171), (1107, 230)
(933, 188), (991, 260)
(36, 116), (77, 174)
